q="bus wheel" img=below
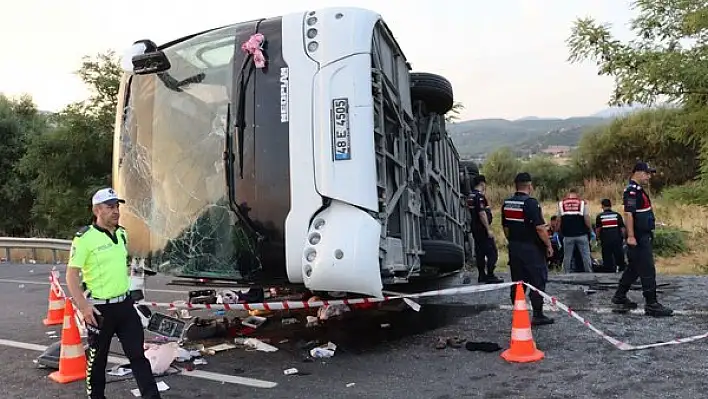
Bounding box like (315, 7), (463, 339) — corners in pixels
(410, 72), (454, 115)
(420, 239), (465, 274)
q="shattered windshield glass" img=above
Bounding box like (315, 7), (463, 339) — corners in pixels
(115, 26), (259, 279)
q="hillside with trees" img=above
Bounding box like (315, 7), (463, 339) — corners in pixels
(447, 115), (611, 158)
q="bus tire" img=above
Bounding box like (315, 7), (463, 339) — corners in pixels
(420, 239), (465, 273)
(410, 72), (454, 115)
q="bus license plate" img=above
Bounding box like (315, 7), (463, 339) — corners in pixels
(331, 98), (351, 161)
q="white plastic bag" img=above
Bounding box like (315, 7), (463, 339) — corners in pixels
(144, 342), (179, 374)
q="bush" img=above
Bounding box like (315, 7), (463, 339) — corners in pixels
(482, 148), (521, 186)
(524, 156), (579, 201)
(652, 227), (689, 257)
(661, 181), (708, 206)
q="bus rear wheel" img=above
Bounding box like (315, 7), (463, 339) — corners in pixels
(410, 72), (454, 115)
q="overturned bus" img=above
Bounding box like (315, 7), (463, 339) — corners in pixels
(114, 7), (474, 298)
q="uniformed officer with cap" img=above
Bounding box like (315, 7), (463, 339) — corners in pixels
(501, 172), (554, 325)
(612, 162), (673, 317)
(65, 188), (161, 399)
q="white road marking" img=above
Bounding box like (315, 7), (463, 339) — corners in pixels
(0, 338), (47, 352)
(0, 278), (187, 294)
(180, 369), (278, 389)
(0, 338), (277, 388)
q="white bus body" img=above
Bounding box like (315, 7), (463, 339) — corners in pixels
(114, 7), (469, 298)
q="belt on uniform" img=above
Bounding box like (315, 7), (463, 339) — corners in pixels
(89, 292), (129, 305)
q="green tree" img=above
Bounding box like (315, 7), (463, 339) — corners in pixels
(20, 51), (121, 238)
(445, 101), (464, 123)
(567, 0), (708, 176)
(574, 108), (700, 189)
(524, 155), (578, 201)
(481, 148), (522, 185)
(0, 94), (45, 236)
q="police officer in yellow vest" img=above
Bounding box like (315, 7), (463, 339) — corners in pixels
(66, 188), (161, 399)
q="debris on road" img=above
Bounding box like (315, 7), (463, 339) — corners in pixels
(283, 368), (299, 375)
(465, 342), (502, 352)
(240, 337), (278, 352)
(107, 366), (132, 377)
(310, 342), (337, 358)
(144, 342), (179, 374)
(131, 380), (170, 396)
(317, 304), (350, 320)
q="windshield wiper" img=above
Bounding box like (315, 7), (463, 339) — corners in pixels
(159, 72), (206, 92)
(223, 102), (263, 241)
(233, 54), (256, 179)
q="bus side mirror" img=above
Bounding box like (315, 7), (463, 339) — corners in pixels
(121, 39), (171, 75)
(132, 51), (171, 75)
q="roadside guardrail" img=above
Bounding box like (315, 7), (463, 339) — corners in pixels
(0, 237), (71, 264)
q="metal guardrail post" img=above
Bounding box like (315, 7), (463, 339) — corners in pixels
(0, 237), (72, 263)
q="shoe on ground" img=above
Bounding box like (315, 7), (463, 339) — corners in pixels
(484, 274), (504, 284)
(611, 296), (638, 312)
(645, 302), (674, 317)
(531, 315), (554, 326)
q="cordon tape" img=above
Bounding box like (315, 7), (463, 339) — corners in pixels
(46, 269), (708, 352)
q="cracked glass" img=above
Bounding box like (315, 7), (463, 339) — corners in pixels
(115, 27), (259, 279)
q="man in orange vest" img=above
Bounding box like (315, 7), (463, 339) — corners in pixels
(557, 188), (593, 273)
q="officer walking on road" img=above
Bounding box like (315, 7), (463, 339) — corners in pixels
(65, 188), (161, 399)
(612, 162), (673, 317)
(468, 175), (503, 284)
(502, 173), (554, 326)
(595, 198), (627, 273)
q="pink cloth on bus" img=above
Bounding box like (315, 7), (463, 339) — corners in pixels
(241, 33), (266, 68)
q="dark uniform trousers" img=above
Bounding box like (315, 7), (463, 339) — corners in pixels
(600, 238), (626, 272)
(87, 297), (160, 399)
(473, 230), (498, 277)
(616, 234), (657, 303)
(508, 241), (547, 314)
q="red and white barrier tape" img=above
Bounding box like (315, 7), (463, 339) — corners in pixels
(137, 282), (517, 311)
(523, 282), (708, 351)
(48, 269), (86, 332)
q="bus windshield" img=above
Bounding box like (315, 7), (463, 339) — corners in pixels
(115, 26), (260, 279)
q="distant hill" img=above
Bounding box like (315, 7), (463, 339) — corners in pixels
(446, 105), (656, 159)
(447, 116), (610, 159)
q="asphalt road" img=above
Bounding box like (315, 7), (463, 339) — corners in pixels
(1, 263), (708, 398)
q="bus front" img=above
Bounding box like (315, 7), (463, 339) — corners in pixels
(114, 8), (386, 297)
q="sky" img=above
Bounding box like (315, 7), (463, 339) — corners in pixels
(0, 0), (636, 121)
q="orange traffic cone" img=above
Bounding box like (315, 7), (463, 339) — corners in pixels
(49, 299), (87, 383)
(43, 284), (65, 326)
(501, 283), (544, 363)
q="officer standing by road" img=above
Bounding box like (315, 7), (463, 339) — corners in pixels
(595, 198), (627, 272)
(65, 188), (161, 399)
(612, 162), (673, 317)
(468, 175), (503, 284)
(557, 188), (593, 273)
(502, 173), (554, 326)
